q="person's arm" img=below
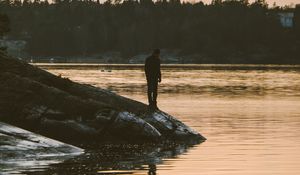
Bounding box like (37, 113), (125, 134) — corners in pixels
(145, 58), (149, 77)
(158, 59), (161, 83)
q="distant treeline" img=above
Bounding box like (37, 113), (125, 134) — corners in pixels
(0, 0), (300, 63)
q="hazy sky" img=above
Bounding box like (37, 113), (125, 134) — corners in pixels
(199, 0), (300, 6)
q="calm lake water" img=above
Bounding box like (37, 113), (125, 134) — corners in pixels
(23, 64), (300, 174)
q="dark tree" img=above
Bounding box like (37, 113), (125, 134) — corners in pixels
(0, 0), (299, 63)
(0, 13), (9, 37)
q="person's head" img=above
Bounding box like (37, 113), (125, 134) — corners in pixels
(152, 49), (160, 58)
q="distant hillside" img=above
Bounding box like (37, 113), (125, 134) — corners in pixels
(0, 0), (300, 64)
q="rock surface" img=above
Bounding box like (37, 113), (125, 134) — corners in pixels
(0, 122), (83, 174)
(0, 52), (206, 146)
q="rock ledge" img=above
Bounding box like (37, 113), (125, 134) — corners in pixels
(0, 52), (206, 146)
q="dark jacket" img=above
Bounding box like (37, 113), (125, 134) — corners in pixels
(144, 55), (161, 80)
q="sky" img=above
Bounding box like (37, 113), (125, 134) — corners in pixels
(198, 0), (300, 7)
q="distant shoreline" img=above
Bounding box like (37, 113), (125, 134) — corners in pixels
(33, 63), (300, 71)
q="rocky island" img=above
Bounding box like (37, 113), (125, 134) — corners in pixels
(0, 51), (205, 147)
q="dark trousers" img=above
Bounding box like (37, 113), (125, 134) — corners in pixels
(147, 77), (158, 107)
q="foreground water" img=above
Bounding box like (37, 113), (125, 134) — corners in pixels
(19, 64), (300, 174)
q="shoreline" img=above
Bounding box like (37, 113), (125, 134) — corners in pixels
(33, 63), (300, 71)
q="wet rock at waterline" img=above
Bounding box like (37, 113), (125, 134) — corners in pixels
(0, 122), (83, 174)
(0, 52), (205, 146)
(144, 111), (206, 140)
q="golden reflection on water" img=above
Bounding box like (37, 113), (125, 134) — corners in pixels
(43, 64), (300, 175)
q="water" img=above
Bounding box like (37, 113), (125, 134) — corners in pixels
(22, 64), (300, 174)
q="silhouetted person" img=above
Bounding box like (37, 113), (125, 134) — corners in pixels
(145, 49), (161, 110)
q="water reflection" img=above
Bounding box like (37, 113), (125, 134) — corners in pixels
(1, 156), (77, 175)
(24, 143), (202, 175)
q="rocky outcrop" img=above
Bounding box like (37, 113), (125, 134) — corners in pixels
(0, 52), (205, 146)
(0, 122), (83, 174)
